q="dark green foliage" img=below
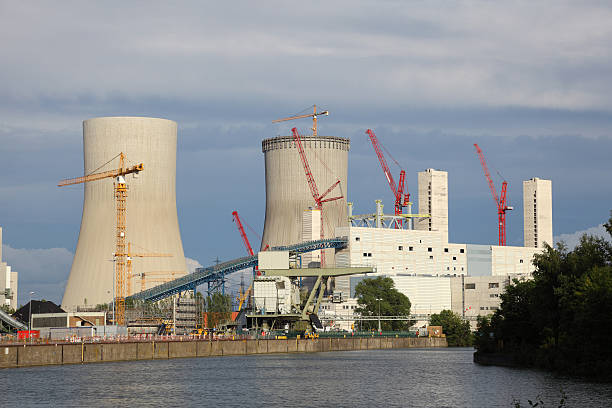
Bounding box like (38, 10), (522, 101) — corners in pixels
(429, 309), (472, 346)
(354, 276), (411, 331)
(476, 211), (612, 379)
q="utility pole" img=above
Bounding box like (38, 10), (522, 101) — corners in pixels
(29, 291), (35, 344)
(376, 298), (382, 333)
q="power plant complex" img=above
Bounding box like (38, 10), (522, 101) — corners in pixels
(2, 109), (553, 335)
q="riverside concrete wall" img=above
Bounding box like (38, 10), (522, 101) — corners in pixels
(0, 337), (447, 369)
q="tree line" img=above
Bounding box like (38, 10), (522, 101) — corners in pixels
(475, 212), (612, 379)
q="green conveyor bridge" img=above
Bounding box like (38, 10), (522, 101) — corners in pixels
(126, 237), (349, 303)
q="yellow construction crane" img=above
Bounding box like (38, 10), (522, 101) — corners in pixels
(272, 104), (329, 137)
(135, 270), (184, 292)
(125, 242), (173, 296)
(58, 152), (143, 326)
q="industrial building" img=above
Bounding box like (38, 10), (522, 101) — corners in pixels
(331, 173), (551, 327)
(62, 117), (188, 311)
(0, 227), (18, 311)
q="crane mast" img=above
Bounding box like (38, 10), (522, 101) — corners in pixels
(291, 127), (343, 267)
(473, 144), (512, 246)
(232, 211), (269, 311)
(125, 242), (172, 296)
(58, 152), (143, 325)
(366, 129), (409, 227)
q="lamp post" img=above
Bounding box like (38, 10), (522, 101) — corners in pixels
(28, 291), (35, 344)
(376, 298), (382, 333)
(108, 256), (116, 325)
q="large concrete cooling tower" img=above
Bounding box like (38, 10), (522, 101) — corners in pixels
(261, 134), (350, 266)
(62, 117), (187, 310)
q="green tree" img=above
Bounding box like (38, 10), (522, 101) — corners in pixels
(354, 276), (411, 331)
(429, 309), (472, 346)
(205, 292), (232, 328)
(478, 210), (612, 378)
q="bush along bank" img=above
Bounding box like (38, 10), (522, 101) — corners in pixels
(474, 212), (612, 381)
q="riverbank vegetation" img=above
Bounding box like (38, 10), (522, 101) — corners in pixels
(429, 310), (472, 346)
(475, 212), (612, 380)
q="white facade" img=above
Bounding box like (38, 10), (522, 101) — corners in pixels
(336, 226), (541, 278)
(334, 225), (542, 319)
(391, 275), (452, 315)
(319, 297), (359, 331)
(0, 227), (18, 310)
(523, 178), (553, 248)
(301, 208), (321, 267)
(416, 169), (448, 242)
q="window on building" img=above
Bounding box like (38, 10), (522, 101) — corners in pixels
(355, 237), (360, 242)
(429, 255), (434, 260)
(519, 259), (523, 263)
(488, 283), (499, 289)
(409, 246), (413, 251)
(465, 283), (476, 289)
(490, 306), (499, 311)
(460, 249), (465, 253)
(398, 246), (403, 251)
(363, 253), (368, 257)
(452, 256), (456, 261)
(368, 253), (372, 257)
(461, 267), (464, 271)
(490, 294), (499, 298)
(453, 267), (456, 271)
(480, 306), (486, 310)
(444, 248), (449, 253)
(428, 247), (432, 252)
(447, 267), (450, 270)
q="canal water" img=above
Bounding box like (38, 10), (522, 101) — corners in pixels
(3, 348), (612, 407)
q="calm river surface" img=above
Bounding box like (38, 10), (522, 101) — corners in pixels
(3, 348), (612, 407)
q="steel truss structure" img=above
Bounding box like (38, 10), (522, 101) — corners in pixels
(126, 238), (349, 303)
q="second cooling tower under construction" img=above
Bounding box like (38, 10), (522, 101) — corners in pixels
(261, 134), (350, 266)
(62, 117), (187, 311)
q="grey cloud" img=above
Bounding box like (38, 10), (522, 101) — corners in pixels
(554, 224), (611, 250)
(2, 244), (72, 305)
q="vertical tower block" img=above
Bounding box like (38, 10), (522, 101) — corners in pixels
(416, 169), (449, 242)
(523, 177), (553, 248)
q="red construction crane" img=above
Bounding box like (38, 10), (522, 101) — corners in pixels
(291, 127), (343, 267)
(473, 144), (513, 246)
(232, 211), (268, 311)
(366, 129), (410, 227)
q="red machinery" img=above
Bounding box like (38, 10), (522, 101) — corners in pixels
(366, 129), (409, 227)
(291, 127), (343, 267)
(232, 210), (269, 311)
(473, 144), (513, 246)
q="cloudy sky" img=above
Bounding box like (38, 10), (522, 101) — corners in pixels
(1, 1), (611, 304)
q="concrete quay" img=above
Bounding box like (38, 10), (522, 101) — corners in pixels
(0, 336), (446, 369)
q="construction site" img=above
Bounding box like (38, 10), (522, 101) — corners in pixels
(1, 106), (552, 339)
